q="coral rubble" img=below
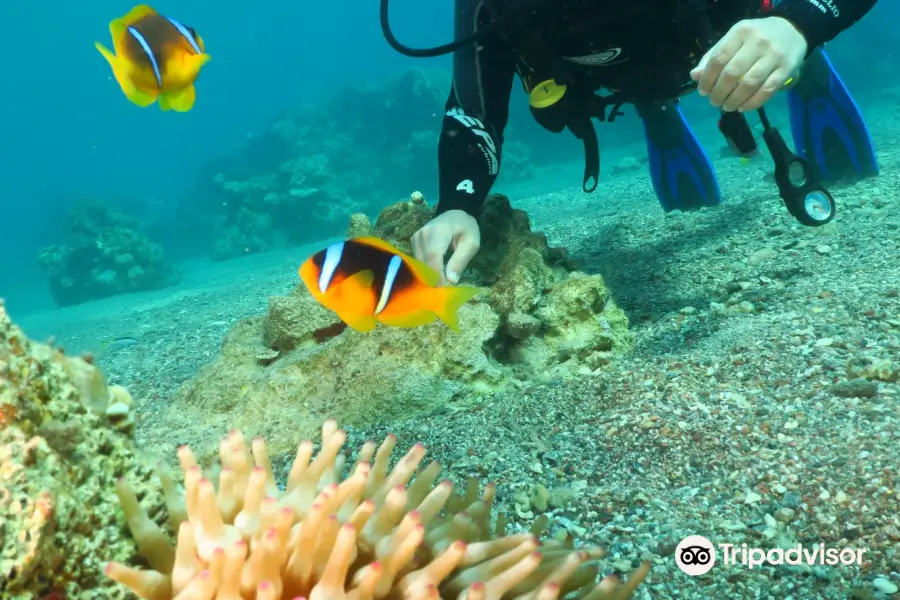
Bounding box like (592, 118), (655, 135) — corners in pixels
(0, 301), (160, 598)
(37, 198), (179, 306)
(108, 420), (650, 599)
(154, 192), (630, 463)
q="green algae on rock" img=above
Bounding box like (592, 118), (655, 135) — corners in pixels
(0, 301), (163, 599)
(153, 193), (630, 463)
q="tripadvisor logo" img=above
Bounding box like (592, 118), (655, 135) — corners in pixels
(675, 535), (866, 575)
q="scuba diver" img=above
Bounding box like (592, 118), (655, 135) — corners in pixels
(380, 0), (879, 285)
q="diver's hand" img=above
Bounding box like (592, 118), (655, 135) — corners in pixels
(691, 16), (808, 112)
(412, 209), (480, 286)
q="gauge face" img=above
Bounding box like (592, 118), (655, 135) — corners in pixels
(804, 190), (833, 222)
(789, 161), (808, 187)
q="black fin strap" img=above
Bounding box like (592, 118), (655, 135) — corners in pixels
(568, 116), (600, 193)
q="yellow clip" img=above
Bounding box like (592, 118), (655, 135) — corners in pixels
(528, 79), (567, 108)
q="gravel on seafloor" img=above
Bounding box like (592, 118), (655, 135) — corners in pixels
(18, 116), (900, 599)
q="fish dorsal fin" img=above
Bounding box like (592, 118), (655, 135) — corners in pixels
(120, 4), (158, 26)
(109, 5), (157, 54)
(353, 236), (440, 287)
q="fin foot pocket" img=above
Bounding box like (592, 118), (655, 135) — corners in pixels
(787, 48), (878, 183)
(639, 101), (721, 212)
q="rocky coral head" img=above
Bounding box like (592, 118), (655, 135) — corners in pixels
(363, 192), (577, 290)
(0, 301), (157, 598)
(107, 418), (650, 599)
(152, 191), (631, 471)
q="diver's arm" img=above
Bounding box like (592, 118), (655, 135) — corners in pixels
(770, 0), (878, 49)
(435, 1), (517, 218)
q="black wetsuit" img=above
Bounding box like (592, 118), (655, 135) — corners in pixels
(435, 0), (878, 217)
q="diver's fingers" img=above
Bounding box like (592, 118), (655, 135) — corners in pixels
(693, 29), (744, 96)
(740, 66), (792, 112)
(427, 235), (453, 284)
(445, 234), (480, 285)
(722, 54), (778, 111)
(412, 229), (425, 262)
(708, 43), (760, 108)
(413, 227), (444, 271)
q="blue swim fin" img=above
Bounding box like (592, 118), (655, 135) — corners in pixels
(638, 100), (721, 212)
(787, 47), (878, 182)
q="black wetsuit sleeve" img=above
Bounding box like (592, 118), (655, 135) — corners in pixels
(435, 0), (517, 218)
(770, 0), (878, 50)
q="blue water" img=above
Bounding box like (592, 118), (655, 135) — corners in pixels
(0, 0), (895, 318)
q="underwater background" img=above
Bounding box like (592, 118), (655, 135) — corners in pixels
(1, 0), (899, 598)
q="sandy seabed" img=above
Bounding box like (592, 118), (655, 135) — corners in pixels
(14, 107), (900, 599)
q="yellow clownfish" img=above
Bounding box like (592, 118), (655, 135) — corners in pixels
(95, 5), (210, 112)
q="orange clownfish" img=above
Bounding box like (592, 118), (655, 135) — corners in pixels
(299, 237), (482, 333)
(95, 5), (210, 112)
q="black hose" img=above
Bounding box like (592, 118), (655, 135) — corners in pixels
(379, 0), (490, 57)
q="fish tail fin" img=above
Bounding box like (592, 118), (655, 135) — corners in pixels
(95, 42), (157, 107)
(160, 84), (195, 112)
(431, 285), (483, 332)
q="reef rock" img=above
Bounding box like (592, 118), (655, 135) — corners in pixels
(37, 198), (180, 306)
(159, 193), (630, 463)
(0, 302), (163, 599)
